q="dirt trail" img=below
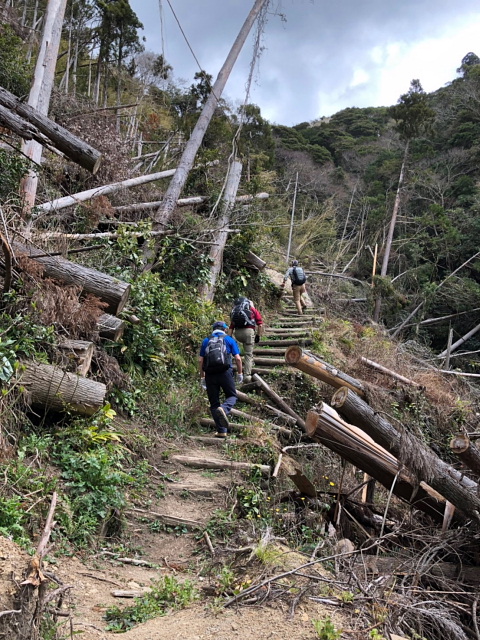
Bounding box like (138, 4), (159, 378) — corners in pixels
(2, 297), (349, 639)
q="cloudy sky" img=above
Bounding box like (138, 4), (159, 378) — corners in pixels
(129, 0), (480, 126)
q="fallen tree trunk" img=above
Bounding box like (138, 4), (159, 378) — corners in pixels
(285, 346), (366, 397)
(253, 373), (306, 431)
(305, 406), (446, 522)
(0, 86), (101, 173)
(15, 243), (130, 314)
(169, 455), (270, 476)
(331, 387), (480, 522)
(450, 434), (480, 476)
(21, 362), (106, 415)
(113, 191), (269, 215)
(359, 357), (423, 388)
(97, 314), (125, 341)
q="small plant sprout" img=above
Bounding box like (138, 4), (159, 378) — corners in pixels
(312, 616), (342, 640)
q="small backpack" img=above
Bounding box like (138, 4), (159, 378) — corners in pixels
(203, 335), (230, 373)
(230, 297), (254, 328)
(292, 266), (306, 285)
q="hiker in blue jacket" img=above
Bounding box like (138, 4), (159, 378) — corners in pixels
(281, 259), (308, 315)
(199, 321), (243, 438)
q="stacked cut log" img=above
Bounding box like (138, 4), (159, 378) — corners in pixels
(21, 362), (106, 416)
(331, 387), (480, 522)
(305, 405), (446, 522)
(285, 345), (365, 397)
(15, 243), (130, 315)
(57, 339), (94, 376)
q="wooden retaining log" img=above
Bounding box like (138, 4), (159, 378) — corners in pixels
(169, 455), (270, 476)
(57, 339), (94, 376)
(306, 406), (446, 522)
(331, 387), (480, 522)
(253, 348), (287, 356)
(252, 357), (286, 367)
(285, 346), (365, 397)
(21, 362), (106, 415)
(96, 314), (125, 341)
(450, 434), (480, 476)
(15, 244), (130, 314)
(266, 328), (311, 335)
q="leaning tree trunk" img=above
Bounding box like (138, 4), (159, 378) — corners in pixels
(331, 386), (480, 522)
(285, 345), (365, 397)
(306, 405), (447, 522)
(15, 243), (130, 314)
(198, 159), (242, 301)
(21, 362), (106, 415)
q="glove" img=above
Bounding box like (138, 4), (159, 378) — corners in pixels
(254, 334), (260, 344)
(236, 373), (244, 385)
(200, 378), (207, 391)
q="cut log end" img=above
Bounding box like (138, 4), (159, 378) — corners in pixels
(284, 344), (302, 364)
(305, 410), (319, 438)
(450, 434), (471, 454)
(331, 386), (349, 407)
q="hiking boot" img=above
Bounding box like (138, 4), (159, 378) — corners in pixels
(214, 432), (227, 438)
(214, 406), (229, 430)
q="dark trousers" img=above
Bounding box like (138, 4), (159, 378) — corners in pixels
(205, 368), (237, 433)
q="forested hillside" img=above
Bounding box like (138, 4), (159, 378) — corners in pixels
(1, 2), (480, 640)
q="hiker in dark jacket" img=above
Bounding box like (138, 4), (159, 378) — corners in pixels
(281, 259), (308, 315)
(199, 321), (243, 438)
(228, 298), (264, 384)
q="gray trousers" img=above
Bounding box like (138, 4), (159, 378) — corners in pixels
(233, 327), (255, 376)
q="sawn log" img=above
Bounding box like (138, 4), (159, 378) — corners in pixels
(285, 345), (365, 397)
(450, 434), (480, 476)
(21, 362), (106, 415)
(305, 405), (446, 522)
(331, 386), (480, 522)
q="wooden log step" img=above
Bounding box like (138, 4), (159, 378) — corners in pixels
(261, 339), (313, 347)
(276, 315), (317, 321)
(168, 479), (225, 498)
(128, 506), (203, 529)
(253, 357), (286, 367)
(200, 417), (291, 437)
(254, 348), (287, 356)
(272, 321), (313, 328)
(252, 367), (280, 375)
(266, 327), (311, 334)
(169, 455), (270, 476)
(236, 391), (297, 426)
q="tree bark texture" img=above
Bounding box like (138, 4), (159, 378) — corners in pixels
(305, 406), (446, 522)
(198, 159), (242, 301)
(21, 362), (106, 416)
(285, 346), (365, 397)
(331, 386), (480, 522)
(450, 434), (480, 476)
(0, 87), (101, 172)
(15, 243), (130, 314)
